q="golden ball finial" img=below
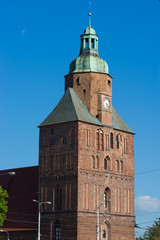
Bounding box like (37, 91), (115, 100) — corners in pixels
(89, 12), (91, 16)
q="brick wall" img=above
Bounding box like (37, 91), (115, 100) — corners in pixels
(77, 122), (134, 240)
(39, 120), (134, 240)
(65, 72), (113, 125)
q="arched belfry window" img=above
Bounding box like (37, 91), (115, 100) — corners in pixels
(104, 187), (111, 212)
(85, 39), (89, 48)
(91, 38), (94, 48)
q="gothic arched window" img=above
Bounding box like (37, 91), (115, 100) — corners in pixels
(102, 221), (111, 240)
(104, 159), (107, 171)
(104, 156), (111, 171)
(102, 229), (106, 238)
(104, 187), (111, 212)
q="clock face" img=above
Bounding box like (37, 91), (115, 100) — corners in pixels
(103, 98), (110, 110)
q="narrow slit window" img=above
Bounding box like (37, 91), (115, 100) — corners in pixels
(105, 134), (109, 151)
(116, 135), (119, 149)
(100, 132), (103, 151)
(110, 133), (113, 149)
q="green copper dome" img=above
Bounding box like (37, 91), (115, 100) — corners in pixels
(84, 25), (96, 34)
(69, 24), (109, 74)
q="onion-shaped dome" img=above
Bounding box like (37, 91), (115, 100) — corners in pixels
(69, 24), (109, 74)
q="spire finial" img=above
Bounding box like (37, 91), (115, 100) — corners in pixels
(89, 12), (91, 26)
(89, 1), (91, 26)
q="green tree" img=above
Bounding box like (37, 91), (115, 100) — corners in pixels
(138, 218), (160, 240)
(0, 186), (8, 227)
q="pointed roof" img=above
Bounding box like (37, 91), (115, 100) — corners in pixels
(39, 88), (102, 127)
(39, 88), (134, 134)
(112, 107), (134, 134)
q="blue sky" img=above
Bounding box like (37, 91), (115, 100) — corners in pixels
(0, 0), (160, 238)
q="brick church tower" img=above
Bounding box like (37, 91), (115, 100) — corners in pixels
(38, 15), (135, 240)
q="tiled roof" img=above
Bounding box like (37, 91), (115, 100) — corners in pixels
(112, 107), (134, 134)
(39, 88), (102, 127)
(39, 88), (134, 134)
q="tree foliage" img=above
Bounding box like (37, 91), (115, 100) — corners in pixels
(137, 218), (160, 240)
(0, 186), (8, 227)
